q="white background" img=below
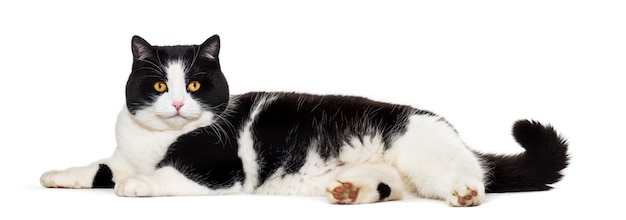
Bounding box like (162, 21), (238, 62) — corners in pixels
(1, 0), (624, 219)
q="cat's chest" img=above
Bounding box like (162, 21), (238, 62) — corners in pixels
(113, 109), (191, 173)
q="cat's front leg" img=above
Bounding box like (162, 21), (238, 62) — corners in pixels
(115, 166), (214, 197)
(40, 162), (115, 189)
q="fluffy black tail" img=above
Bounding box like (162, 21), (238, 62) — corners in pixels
(478, 120), (570, 193)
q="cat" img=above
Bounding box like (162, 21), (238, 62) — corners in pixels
(40, 35), (569, 206)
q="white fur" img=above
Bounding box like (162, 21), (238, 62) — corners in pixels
(338, 135), (387, 164)
(237, 95), (277, 193)
(40, 162), (101, 188)
(384, 115), (486, 205)
(115, 166), (213, 196)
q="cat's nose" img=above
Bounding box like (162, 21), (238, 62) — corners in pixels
(172, 102), (184, 111)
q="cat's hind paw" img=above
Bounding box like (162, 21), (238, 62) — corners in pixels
(326, 164), (404, 204)
(327, 181), (359, 204)
(447, 184), (485, 207)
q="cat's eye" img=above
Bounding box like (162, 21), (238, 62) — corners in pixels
(154, 81), (167, 93)
(188, 81), (201, 92)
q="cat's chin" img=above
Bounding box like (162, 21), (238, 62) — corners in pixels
(128, 108), (213, 132)
(162, 115), (193, 129)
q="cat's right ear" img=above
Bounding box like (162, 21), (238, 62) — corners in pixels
(131, 36), (154, 60)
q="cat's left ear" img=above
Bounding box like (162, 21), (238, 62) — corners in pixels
(200, 35), (220, 59)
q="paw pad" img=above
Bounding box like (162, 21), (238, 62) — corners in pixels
(449, 185), (483, 207)
(454, 189), (478, 206)
(328, 181), (359, 204)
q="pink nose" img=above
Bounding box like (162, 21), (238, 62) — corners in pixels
(172, 102), (184, 111)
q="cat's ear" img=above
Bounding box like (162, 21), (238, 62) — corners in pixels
(200, 35), (220, 59)
(131, 35), (155, 60)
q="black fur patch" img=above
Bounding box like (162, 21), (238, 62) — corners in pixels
(92, 164), (115, 188)
(157, 94), (255, 189)
(251, 92), (416, 186)
(377, 182), (391, 201)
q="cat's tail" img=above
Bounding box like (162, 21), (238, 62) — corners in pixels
(477, 119), (570, 193)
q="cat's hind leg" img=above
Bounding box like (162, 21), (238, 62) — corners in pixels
(388, 115), (486, 207)
(326, 164), (405, 204)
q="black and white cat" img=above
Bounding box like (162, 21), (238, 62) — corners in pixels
(40, 35), (569, 206)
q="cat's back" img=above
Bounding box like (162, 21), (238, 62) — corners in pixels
(240, 91), (425, 126)
(239, 91), (426, 154)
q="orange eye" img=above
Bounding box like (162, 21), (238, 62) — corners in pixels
(188, 81), (201, 92)
(154, 81), (167, 92)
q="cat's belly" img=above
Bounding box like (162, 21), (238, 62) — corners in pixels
(253, 135), (388, 196)
(253, 154), (342, 196)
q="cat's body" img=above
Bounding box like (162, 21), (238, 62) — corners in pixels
(41, 35), (569, 206)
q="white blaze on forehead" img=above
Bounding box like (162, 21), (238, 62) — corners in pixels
(165, 60), (187, 102)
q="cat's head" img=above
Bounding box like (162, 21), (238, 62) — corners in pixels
(125, 35), (229, 131)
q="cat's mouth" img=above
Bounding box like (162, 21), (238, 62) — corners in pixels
(158, 110), (197, 119)
(160, 114), (191, 128)
(163, 112), (193, 121)
(151, 107), (203, 129)
(160, 110), (203, 126)
(170, 113), (187, 119)
(167, 114), (187, 120)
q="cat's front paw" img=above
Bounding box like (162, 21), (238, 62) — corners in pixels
(115, 176), (154, 197)
(40, 170), (92, 189)
(447, 183), (485, 207)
